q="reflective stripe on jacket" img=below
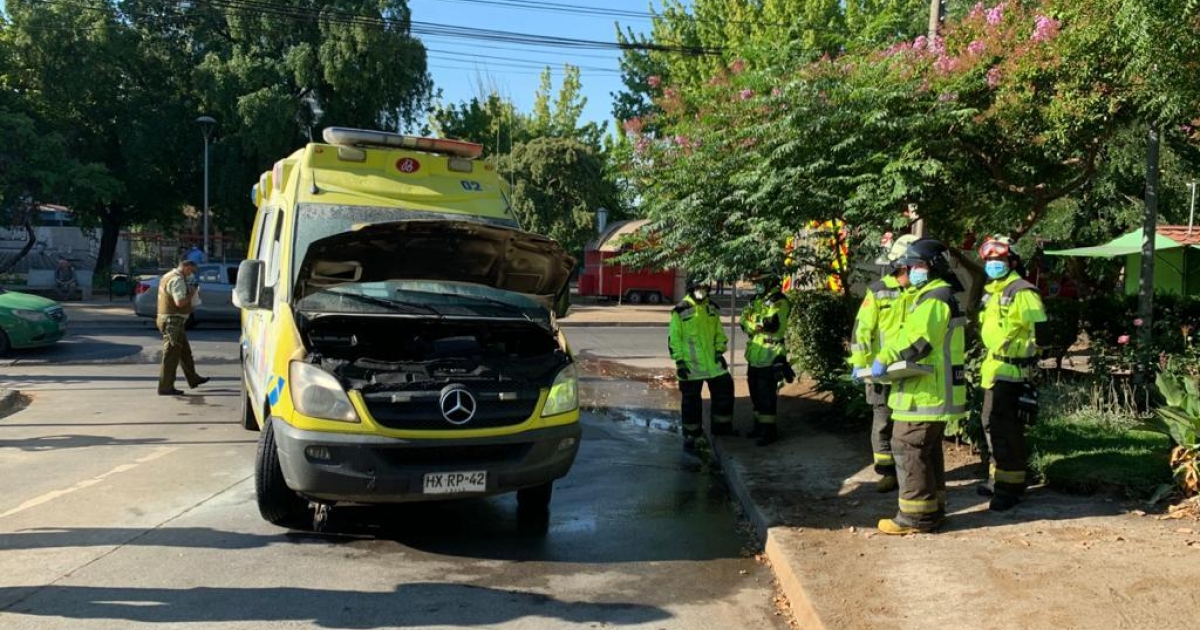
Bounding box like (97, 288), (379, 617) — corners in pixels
(877, 279), (967, 423)
(669, 295), (728, 381)
(980, 273), (1047, 389)
(740, 286), (791, 368)
(848, 275), (907, 369)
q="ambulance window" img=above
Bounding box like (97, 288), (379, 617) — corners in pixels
(264, 210), (284, 288)
(252, 208), (274, 261)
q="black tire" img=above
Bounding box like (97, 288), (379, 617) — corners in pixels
(516, 481), (553, 533)
(0, 329), (9, 357)
(240, 385), (260, 432)
(646, 291), (663, 305)
(255, 419), (306, 527)
(625, 291), (643, 304)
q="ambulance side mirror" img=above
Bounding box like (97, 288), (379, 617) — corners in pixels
(234, 260), (267, 310)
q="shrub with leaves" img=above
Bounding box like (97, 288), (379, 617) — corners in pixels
(1143, 364), (1200, 497)
(783, 289), (868, 420)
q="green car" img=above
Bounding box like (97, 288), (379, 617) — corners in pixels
(0, 289), (68, 355)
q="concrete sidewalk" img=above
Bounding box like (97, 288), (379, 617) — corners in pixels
(680, 381), (1200, 630)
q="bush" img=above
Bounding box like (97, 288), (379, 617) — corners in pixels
(1039, 298), (1082, 366)
(783, 289), (868, 420)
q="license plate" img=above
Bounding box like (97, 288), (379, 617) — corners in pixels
(423, 471), (487, 494)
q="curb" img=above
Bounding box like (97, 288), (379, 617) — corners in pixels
(710, 436), (827, 630)
(0, 388), (21, 415)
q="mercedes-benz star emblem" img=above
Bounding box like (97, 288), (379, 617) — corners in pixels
(439, 387), (477, 425)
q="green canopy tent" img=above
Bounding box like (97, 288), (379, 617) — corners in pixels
(1044, 226), (1200, 296)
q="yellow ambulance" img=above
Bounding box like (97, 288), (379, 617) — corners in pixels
(234, 127), (579, 530)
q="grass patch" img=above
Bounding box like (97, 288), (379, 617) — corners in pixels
(1028, 412), (1172, 497)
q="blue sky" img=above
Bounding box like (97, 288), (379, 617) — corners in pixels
(412, 0), (659, 131)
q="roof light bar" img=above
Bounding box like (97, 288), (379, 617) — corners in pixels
(322, 127), (483, 159)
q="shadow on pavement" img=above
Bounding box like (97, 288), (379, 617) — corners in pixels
(0, 583), (670, 628)
(721, 381), (1132, 534)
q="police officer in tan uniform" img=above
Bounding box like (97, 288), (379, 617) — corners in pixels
(157, 260), (210, 395)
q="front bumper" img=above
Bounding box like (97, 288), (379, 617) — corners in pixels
(271, 418), (582, 503)
(7, 319), (67, 348)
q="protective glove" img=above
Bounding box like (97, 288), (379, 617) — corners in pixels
(676, 361), (690, 380)
(716, 354), (729, 370)
(870, 359), (888, 379)
(851, 371), (865, 386)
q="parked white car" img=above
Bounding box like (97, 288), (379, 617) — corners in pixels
(133, 263), (241, 327)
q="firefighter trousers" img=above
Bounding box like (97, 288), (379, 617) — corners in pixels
(679, 373), (735, 439)
(982, 381), (1027, 497)
(866, 384), (895, 476)
(892, 421), (946, 529)
(747, 366), (779, 424)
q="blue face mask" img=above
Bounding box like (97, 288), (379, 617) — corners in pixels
(909, 268), (930, 287)
(985, 260), (1010, 280)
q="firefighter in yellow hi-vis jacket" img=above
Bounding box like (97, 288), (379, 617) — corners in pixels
(870, 239), (967, 535)
(849, 234), (916, 491)
(669, 280), (735, 453)
(740, 272), (793, 447)
(976, 236), (1047, 511)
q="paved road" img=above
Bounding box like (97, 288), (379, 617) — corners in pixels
(0, 339), (783, 628)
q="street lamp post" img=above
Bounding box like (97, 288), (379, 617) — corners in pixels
(196, 116), (217, 259)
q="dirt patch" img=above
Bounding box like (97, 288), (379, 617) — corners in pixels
(745, 380), (1200, 630)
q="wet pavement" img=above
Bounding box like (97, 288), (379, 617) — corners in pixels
(0, 362), (787, 630)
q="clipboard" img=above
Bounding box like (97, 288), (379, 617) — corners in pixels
(854, 361), (934, 384)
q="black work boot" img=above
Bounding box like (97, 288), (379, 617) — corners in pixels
(976, 481), (995, 497)
(745, 421), (764, 439)
(755, 424), (778, 447)
(682, 436), (698, 454)
(989, 493), (1021, 512)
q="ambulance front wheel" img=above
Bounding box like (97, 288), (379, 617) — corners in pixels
(256, 419), (307, 527)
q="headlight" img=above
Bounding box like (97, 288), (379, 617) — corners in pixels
(288, 361), (359, 423)
(542, 363), (579, 417)
(12, 309), (48, 322)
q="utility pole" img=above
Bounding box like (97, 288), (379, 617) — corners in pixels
(1136, 121), (1160, 382)
(928, 0), (947, 39)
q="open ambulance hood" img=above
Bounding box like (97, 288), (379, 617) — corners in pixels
(295, 220), (574, 308)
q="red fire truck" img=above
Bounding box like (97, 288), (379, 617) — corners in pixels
(576, 219), (680, 304)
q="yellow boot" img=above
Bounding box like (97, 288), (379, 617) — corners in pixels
(877, 518), (925, 535)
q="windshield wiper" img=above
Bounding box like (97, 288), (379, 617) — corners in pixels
(327, 291), (442, 316)
(461, 295), (545, 327)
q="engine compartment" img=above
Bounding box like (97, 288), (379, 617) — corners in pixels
(298, 314), (569, 393)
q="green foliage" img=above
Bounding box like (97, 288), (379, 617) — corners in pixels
(1039, 299), (1083, 364)
(1027, 413), (1171, 496)
(1141, 361), (1200, 496)
(433, 66), (605, 156)
(782, 289), (868, 417)
(2, 0), (433, 271)
(496, 137), (621, 258)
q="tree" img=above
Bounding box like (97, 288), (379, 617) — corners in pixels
(496, 138), (621, 258)
(430, 93), (530, 157)
(432, 65), (605, 155)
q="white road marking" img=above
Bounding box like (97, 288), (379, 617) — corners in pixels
(0, 446), (179, 519)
